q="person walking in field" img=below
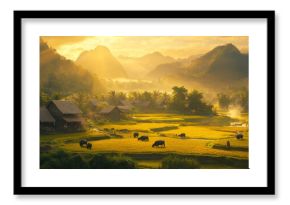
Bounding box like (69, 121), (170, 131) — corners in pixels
(226, 141), (231, 149)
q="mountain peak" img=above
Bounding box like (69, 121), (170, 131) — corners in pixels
(75, 46), (127, 78)
(94, 45), (111, 53)
(141, 51), (164, 59)
(147, 43), (248, 85)
(201, 43), (241, 61)
(151, 51), (163, 56)
(140, 51), (175, 62)
(215, 43), (241, 55)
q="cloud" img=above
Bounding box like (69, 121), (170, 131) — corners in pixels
(41, 36), (93, 48)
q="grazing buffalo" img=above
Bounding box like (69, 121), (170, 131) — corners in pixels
(79, 139), (88, 147)
(178, 133), (186, 138)
(152, 140), (165, 148)
(236, 132), (243, 140)
(138, 136), (149, 141)
(86, 143), (92, 150)
(133, 132), (139, 138)
(226, 141), (231, 149)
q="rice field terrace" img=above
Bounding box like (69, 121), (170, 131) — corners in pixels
(40, 113), (249, 169)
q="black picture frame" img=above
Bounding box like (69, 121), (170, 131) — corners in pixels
(14, 10), (275, 195)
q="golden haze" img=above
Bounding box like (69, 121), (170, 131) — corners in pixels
(41, 36), (248, 61)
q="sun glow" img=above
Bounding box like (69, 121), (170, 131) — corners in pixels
(41, 36), (248, 61)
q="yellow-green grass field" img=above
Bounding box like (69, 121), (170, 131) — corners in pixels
(63, 136), (248, 158)
(41, 113), (248, 168)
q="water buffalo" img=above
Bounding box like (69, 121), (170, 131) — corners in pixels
(133, 132), (139, 138)
(178, 133), (186, 138)
(86, 142), (92, 150)
(138, 136), (149, 141)
(152, 140), (165, 148)
(79, 139), (88, 147)
(236, 132), (243, 140)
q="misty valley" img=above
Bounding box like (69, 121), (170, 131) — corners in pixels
(40, 37), (249, 169)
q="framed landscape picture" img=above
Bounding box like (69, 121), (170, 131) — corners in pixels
(14, 10), (275, 194)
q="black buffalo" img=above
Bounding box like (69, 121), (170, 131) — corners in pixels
(79, 139), (88, 147)
(86, 142), (92, 150)
(236, 133), (243, 140)
(152, 140), (165, 148)
(138, 136), (149, 141)
(133, 132), (139, 138)
(178, 133), (186, 138)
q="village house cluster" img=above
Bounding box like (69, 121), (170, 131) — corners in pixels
(40, 99), (134, 133)
(40, 100), (84, 133)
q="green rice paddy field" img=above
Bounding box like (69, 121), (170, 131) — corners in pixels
(40, 113), (249, 169)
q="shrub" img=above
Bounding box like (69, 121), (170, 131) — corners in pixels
(150, 126), (178, 132)
(89, 154), (136, 169)
(68, 154), (88, 169)
(109, 155), (136, 169)
(88, 154), (111, 168)
(162, 155), (200, 169)
(41, 157), (63, 169)
(40, 151), (88, 169)
(40, 151), (136, 169)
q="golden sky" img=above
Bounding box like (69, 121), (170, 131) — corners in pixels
(41, 36), (248, 61)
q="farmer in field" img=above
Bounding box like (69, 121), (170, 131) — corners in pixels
(226, 141), (231, 149)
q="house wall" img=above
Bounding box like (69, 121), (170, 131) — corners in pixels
(46, 102), (65, 130)
(40, 122), (55, 134)
(106, 108), (122, 121)
(46, 102), (83, 132)
(63, 114), (84, 130)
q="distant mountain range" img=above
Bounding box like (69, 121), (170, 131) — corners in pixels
(147, 44), (248, 87)
(118, 52), (175, 78)
(40, 40), (248, 94)
(75, 46), (127, 78)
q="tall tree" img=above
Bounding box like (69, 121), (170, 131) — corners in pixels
(107, 91), (127, 106)
(170, 86), (188, 113)
(217, 93), (231, 110)
(233, 88), (248, 112)
(108, 91), (118, 106)
(187, 90), (215, 115)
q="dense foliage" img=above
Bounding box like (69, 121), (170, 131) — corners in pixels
(217, 93), (231, 110)
(217, 87), (249, 112)
(41, 86), (216, 116)
(169, 86), (215, 115)
(40, 151), (136, 169)
(161, 155), (200, 169)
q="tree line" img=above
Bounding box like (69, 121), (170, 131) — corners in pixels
(40, 86), (220, 116)
(217, 87), (248, 112)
